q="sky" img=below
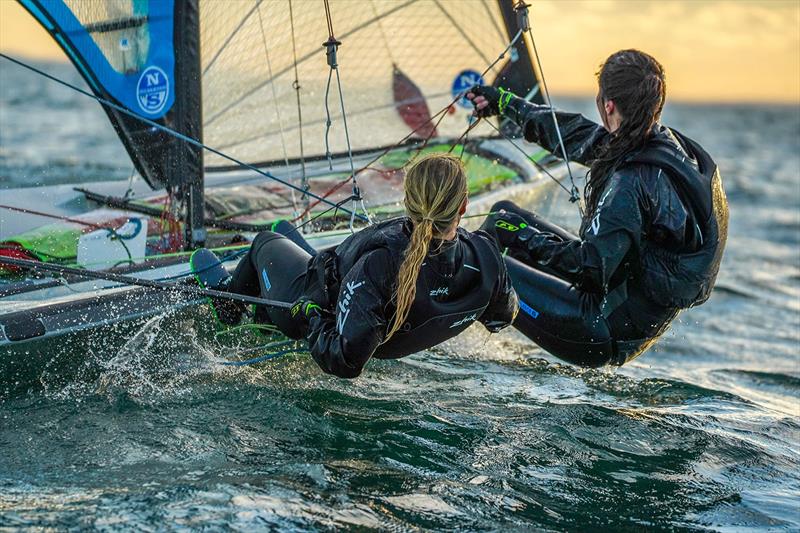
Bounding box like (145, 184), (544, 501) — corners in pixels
(0, 0), (798, 104)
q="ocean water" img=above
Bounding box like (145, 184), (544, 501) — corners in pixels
(1, 60), (799, 531)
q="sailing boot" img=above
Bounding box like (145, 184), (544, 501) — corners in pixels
(190, 248), (246, 326)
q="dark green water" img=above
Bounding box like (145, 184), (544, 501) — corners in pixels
(1, 63), (799, 530)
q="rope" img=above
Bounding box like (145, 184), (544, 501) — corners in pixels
(483, 119), (577, 198)
(524, 5), (582, 213)
(0, 203), (140, 263)
(0, 256), (294, 309)
(256, 3), (297, 216)
(0, 54), (369, 224)
(288, 0), (310, 223)
(322, 0), (371, 232)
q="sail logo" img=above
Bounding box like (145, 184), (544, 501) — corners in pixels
(451, 69), (485, 109)
(137, 66), (169, 115)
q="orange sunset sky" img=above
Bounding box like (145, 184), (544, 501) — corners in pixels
(0, 0), (798, 104)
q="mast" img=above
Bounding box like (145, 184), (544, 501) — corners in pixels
(171, 0), (205, 248)
(17, 0), (205, 248)
(495, 0), (545, 104)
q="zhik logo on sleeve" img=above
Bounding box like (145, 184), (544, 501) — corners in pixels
(337, 280), (364, 334)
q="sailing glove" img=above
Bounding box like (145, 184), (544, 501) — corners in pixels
(493, 210), (539, 248)
(468, 85), (515, 118)
(290, 297), (323, 327)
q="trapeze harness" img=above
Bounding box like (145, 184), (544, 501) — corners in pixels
(489, 129), (728, 367)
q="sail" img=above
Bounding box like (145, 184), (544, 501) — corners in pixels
(199, 0), (543, 169)
(22, 0), (542, 182)
(18, 0), (202, 191)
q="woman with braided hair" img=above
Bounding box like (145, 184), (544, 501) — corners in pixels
(194, 153), (517, 378)
(467, 49), (729, 367)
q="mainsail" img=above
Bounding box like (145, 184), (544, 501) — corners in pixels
(19, 0), (544, 245)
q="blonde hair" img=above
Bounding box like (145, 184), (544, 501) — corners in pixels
(384, 153), (469, 341)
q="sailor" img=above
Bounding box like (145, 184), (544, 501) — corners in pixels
(199, 153), (518, 378)
(466, 49), (729, 367)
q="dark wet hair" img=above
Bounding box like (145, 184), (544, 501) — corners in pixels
(586, 49), (666, 214)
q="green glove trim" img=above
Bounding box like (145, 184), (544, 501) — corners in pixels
(495, 219), (527, 232)
(497, 87), (515, 115)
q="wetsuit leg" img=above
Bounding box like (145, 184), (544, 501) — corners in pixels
(230, 231), (312, 339)
(506, 256), (615, 367)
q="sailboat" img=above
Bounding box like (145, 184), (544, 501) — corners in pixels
(0, 0), (573, 374)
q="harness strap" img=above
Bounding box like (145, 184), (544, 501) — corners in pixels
(600, 280), (628, 319)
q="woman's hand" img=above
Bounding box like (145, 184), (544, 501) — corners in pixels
(466, 85), (501, 117)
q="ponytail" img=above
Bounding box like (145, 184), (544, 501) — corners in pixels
(384, 218), (433, 340)
(587, 49), (666, 215)
(384, 154), (468, 342)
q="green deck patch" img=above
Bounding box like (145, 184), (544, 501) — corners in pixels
(4, 224), (85, 261)
(380, 145), (518, 195)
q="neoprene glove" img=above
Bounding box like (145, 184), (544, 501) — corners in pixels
(493, 210), (538, 248)
(290, 297), (322, 327)
(469, 85), (515, 118)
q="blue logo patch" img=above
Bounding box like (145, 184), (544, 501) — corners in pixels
(451, 69), (485, 109)
(136, 66), (169, 115)
(261, 268), (272, 291)
(519, 300), (539, 319)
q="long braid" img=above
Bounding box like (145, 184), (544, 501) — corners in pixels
(587, 50), (666, 216)
(384, 154), (468, 342)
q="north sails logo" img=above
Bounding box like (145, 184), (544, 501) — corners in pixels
(430, 286), (449, 297)
(137, 66), (169, 115)
(450, 313), (477, 328)
(337, 280), (364, 334)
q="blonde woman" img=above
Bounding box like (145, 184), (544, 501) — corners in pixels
(195, 153), (518, 378)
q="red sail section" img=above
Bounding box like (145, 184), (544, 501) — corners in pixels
(393, 66), (437, 139)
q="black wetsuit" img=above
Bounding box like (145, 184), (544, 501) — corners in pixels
(230, 218), (518, 378)
(481, 97), (728, 367)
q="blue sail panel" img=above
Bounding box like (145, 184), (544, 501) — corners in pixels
(19, 0), (175, 119)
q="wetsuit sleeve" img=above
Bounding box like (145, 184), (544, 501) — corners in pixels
(478, 242), (518, 332)
(515, 172), (645, 293)
(305, 249), (392, 379)
(503, 97), (608, 166)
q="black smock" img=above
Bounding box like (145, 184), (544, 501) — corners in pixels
(481, 96), (728, 367)
(231, 218), (518, 378)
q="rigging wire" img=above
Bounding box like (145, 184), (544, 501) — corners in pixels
(204, 0), (418, 127)
(322, 0), (372, 231)
(0, 255), (294, 309)
(288, 0), (310, 223)
(256, 3), (298, 217)
(0, 54), (369, 224)
(483, 119), (576, 198)
(521, 1), (583, 214)
(291, 20), (526, 223)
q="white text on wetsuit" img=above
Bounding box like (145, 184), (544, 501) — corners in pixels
(337, 280), (364, 334)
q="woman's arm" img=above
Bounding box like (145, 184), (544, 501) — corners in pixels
(503, 96), (608, 166)
(469, 86), (607, 166)
(305, 249), (392, 379)
(500, 171), (647, 293)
